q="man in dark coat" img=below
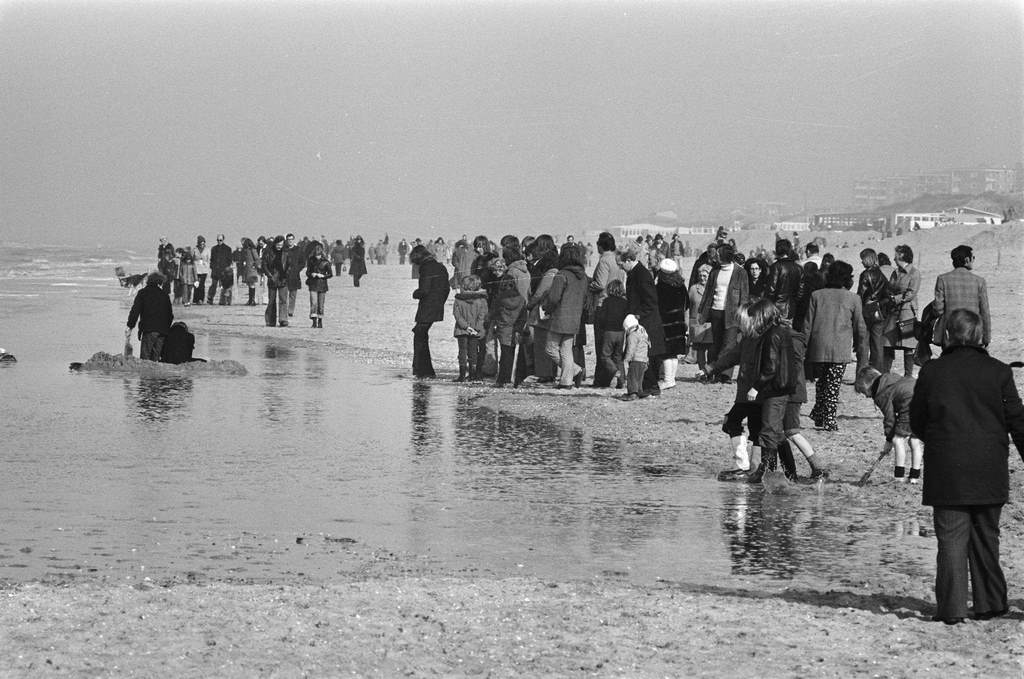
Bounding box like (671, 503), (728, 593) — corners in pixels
(765, 238), (802, 320)
(620, 242), (665, 397)
(697, 243), (749, 383)
(126, 272), (174, 361)
(910, 309), (1024, 625)
(410, 244), (450, 378)
(206, 234), (234, 305)
(283, 233), (305, 316)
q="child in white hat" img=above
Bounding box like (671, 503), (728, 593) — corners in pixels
(617, 314), (650, 401)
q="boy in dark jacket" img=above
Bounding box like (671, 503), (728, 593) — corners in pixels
(855, 366), (922, 482)
(126, 272), (174, 361)
(594, 279), (628, 389)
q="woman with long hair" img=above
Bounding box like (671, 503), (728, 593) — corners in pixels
(883, 244), (921, 377)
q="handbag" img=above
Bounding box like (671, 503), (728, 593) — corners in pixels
(896, 317), (917, 344)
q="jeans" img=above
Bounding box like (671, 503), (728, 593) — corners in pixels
(532, 327), (554, 379)
(866, 317), (885, 371)
(193, 274), (207, 304)
(598, 329), (625, 388)
(457, 335), (479, 375)
(544, 331), (577, 386)
(625, 361), (647, 395)
(287, 286), (299, 317)
(309, 290), (327, 318)
(265, 286), (290, 326)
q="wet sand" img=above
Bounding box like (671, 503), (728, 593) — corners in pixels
(3, 223), (1024, 676)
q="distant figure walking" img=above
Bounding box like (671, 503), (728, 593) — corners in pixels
(126, 272), (174, 361)
(349, 236), (367, 287)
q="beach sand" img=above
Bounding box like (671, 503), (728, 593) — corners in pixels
(3, 224), (1024, 676)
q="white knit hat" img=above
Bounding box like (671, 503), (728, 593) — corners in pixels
(623, 314), (639, 331)
(659, 258), (678, 273)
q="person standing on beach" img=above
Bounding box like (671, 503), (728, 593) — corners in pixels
(910, 309), (1024, 625)
(620, 241), (666, 398)
(349, 236), (368, 287)
(261, 235), (289, 327)
(193, 236), (210, 304)
(126, 272), (174, 361)
(697, 243), (748, 384)
(305, 241), (333, 328)
(409, 244), (450, 378)
(283, 234), (304, 316)
(931, 244), (990, 349)
(857, 248), (889, 371)
(766, 238), (802, 320)
(588, 231), (623, 387)
(205, 234), (233, 305)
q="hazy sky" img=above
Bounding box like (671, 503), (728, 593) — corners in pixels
(1, 1), (1021, 249)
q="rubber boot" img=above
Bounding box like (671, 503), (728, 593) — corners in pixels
(778, 441), (799, 481)
(454, 365), (467, 382)
(312, 318), (318, 328)
(317, 318), (323, 328)
(248, 288), (256, 305)
(731, 433), (750, 471)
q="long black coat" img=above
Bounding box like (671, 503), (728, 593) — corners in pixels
(413, 258), (450, 323)
(655, 270), (688, 356)
(910, 345), (1024, 506)
(626, 263), (666, 356)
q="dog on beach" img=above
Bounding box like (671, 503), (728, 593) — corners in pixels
(115, 267), (147, 297)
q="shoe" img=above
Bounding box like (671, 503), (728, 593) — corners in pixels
(536, 377), (555, 384)
(973, 609), (1008, 621)
(931, 616), (966, 625)
(555, 384), (573, 390)
(312, 319), (318, 328)
(799, 469), (830, 485)
(908, 468), (921, 484)
(616, 393), (639, 401)
(658, 380), (676, 391)
(717, 468), (751, 482)
(746, 464), (766, 484)
(714, 375), (732, 384)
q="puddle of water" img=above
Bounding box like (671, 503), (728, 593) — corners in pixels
(0, 280), (933, 587)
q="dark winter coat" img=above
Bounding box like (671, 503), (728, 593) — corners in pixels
(284, 245), (305, 289)
(910, 345), (1024, 506)
(595, 295), (628, 332)
(655, 269), (688, 356)
(160, 323), (195, 364)
(261, 247), (289, 289)
(766, 256), (802, 319)
(413, 258), (450, 323)
(209, 242), (234, 278)
(625, 262), (666, 357)
(305, 255), (334, 292)
(349, 242), (368, 278)
(127, 281), (174, 338)
(489, 274), (527, 346)
(541, 264), (589, 335)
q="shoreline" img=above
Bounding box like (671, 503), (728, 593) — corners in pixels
(5, 226), (1024, 675)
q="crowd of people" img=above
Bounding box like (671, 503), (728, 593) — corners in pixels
(126, 224), (1024, 625)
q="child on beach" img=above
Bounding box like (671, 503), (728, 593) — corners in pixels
(705, 300), (796, 483)
(594, 279), (628, 389)
(617, 314), (650, 401)
(855, 366), (923, 482)
(452, 274), (489, 382)
(776, 328), (830, 482)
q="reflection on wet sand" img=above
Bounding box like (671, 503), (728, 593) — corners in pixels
(125, 376), (193, 423)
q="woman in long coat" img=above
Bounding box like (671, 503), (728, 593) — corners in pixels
(910, 309), (1024, 624)
(541, 243), (589, 389)
(410, 244), (450, 378)
(349, 236), (368, 287)
(621, 242), (665, 397)
(883, 244), (921, 377)
(655, 258), (688, 390)
(805, 260), (869, 431)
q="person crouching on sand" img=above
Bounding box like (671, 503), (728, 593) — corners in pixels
(855, 366), (923, 483)
(617, 314), (650, 401)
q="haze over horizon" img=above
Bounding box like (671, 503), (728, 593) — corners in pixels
(1, 1), (1021, 251)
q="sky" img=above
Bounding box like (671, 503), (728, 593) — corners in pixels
(1, 0), (1021, 249)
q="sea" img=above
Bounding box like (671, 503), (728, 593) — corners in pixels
(0, 242), (932, 588)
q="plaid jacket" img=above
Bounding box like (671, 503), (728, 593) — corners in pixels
(931, 267), (990, 346)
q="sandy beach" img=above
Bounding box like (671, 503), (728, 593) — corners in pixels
(3, 223), (1024, 677)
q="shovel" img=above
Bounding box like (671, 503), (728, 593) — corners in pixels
(857, 444), (892, 486)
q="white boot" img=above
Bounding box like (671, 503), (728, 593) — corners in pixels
(732, 433), (750, 470)
(659, 358), (678, 390)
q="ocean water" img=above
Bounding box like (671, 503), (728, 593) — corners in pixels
(0, 244), (933, 588)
